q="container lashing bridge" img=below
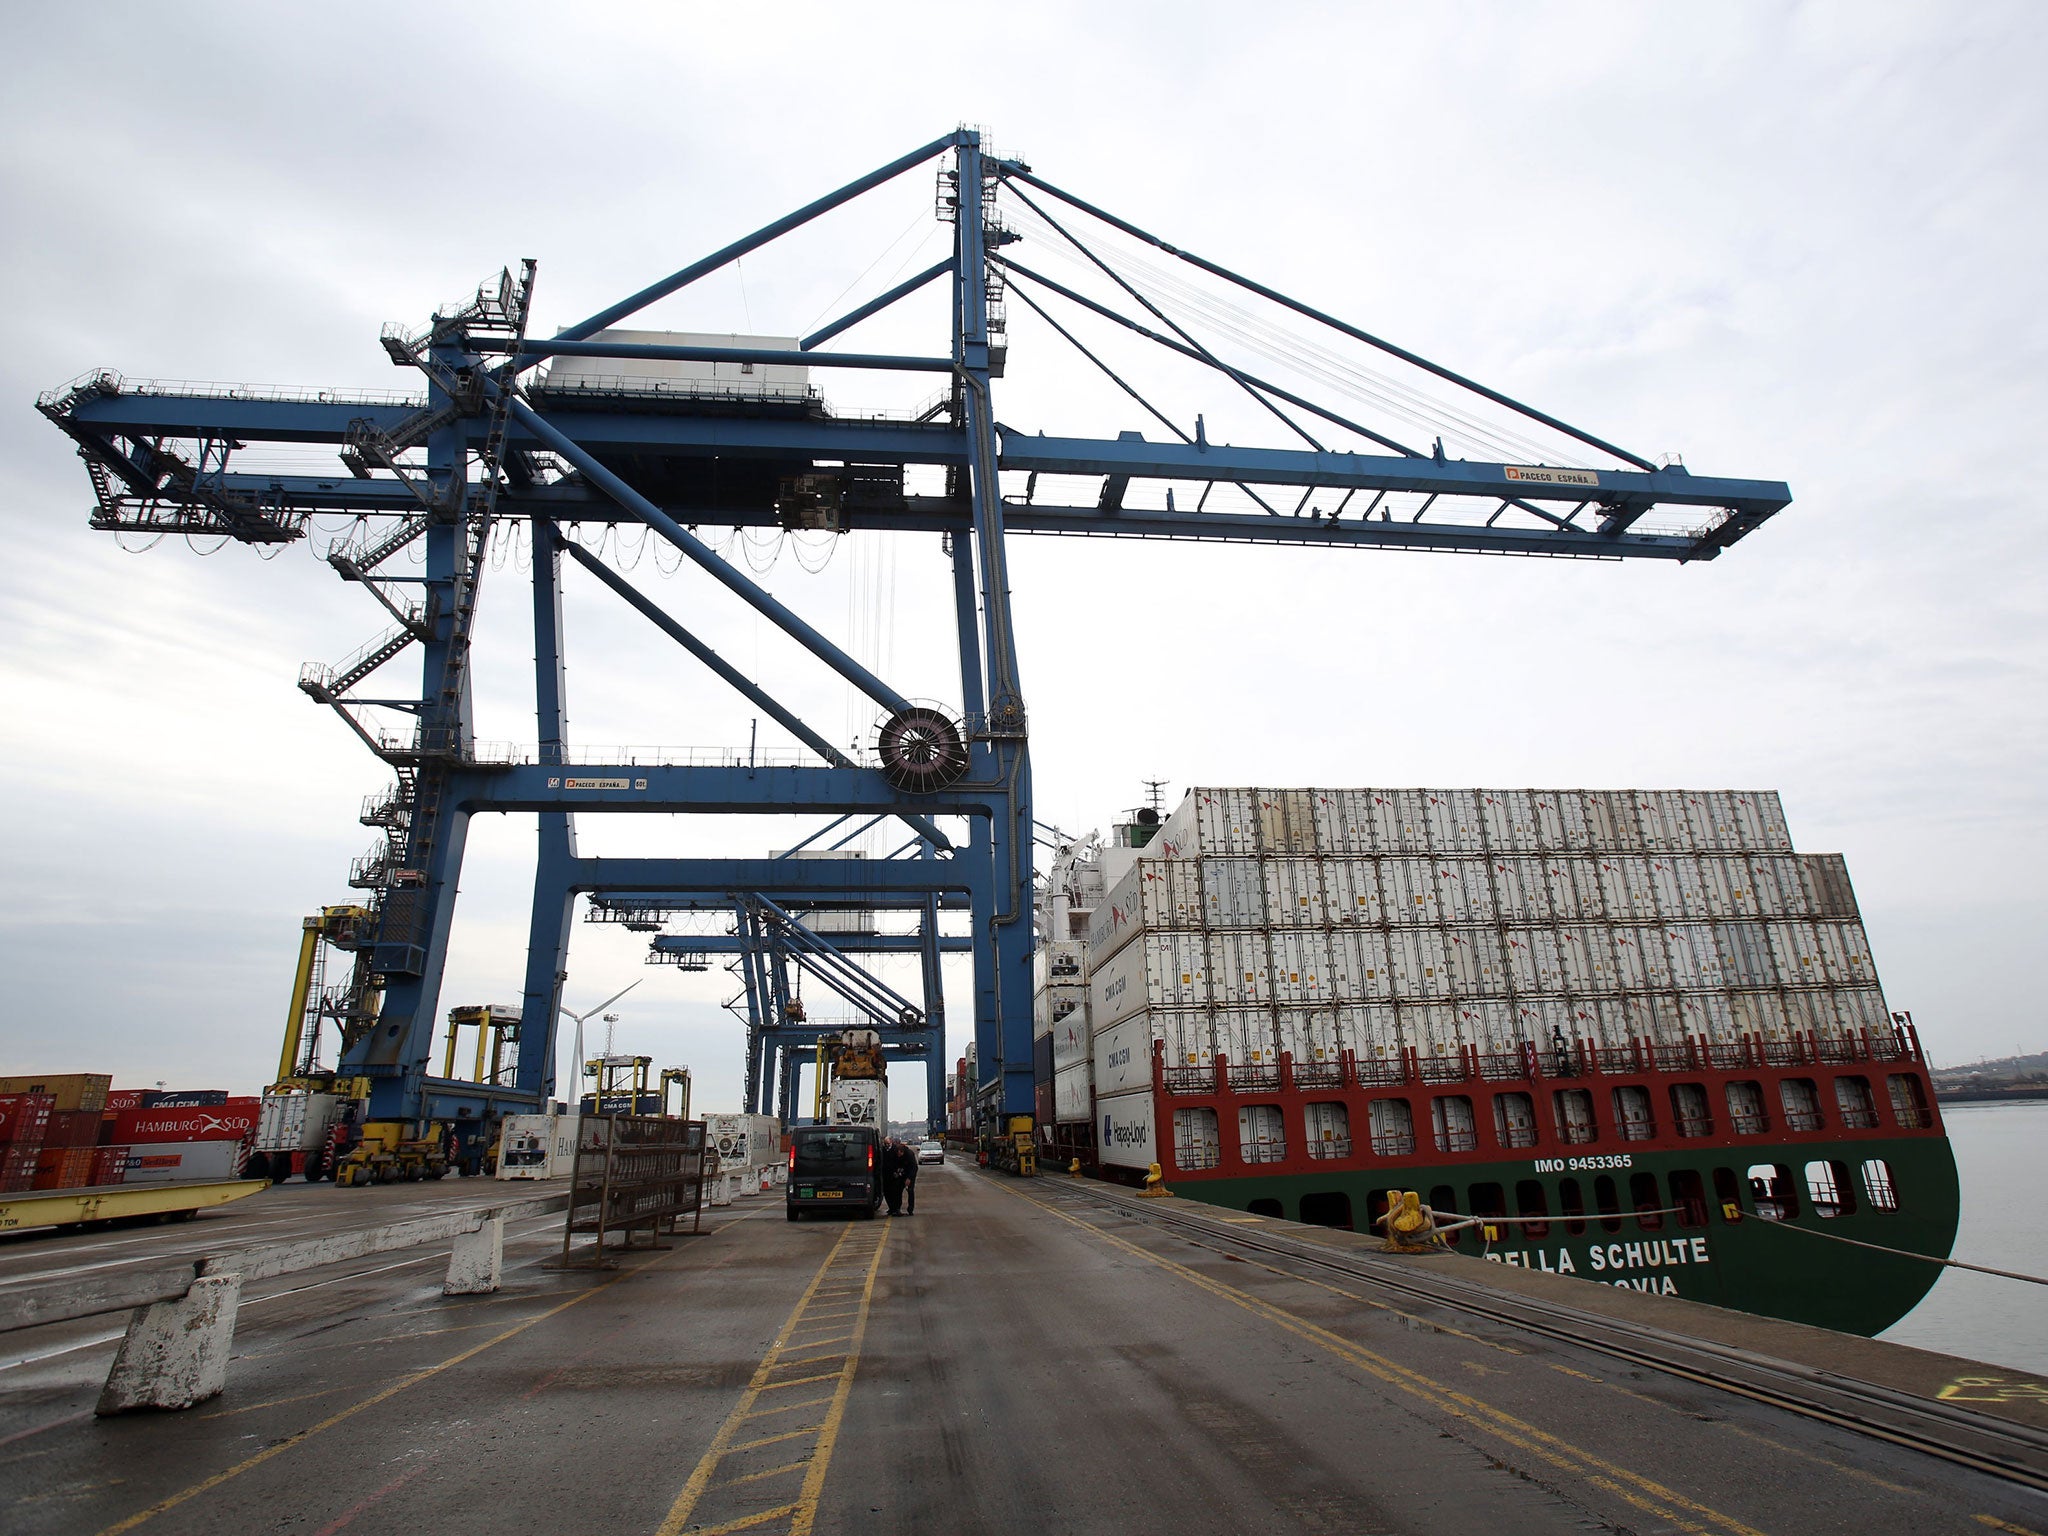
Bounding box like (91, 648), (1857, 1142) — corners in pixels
(36, 128), (1789, 1166)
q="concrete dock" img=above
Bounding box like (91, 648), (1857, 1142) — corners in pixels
(3, 1162), (2045, 1535)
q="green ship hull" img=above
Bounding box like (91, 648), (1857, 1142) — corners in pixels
(1165, 1135), (1961, 1336)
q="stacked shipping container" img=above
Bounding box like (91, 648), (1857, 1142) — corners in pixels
(1086, 787), (1889, 1144)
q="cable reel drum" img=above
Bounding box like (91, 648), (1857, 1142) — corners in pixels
(874, 704), (969, 793)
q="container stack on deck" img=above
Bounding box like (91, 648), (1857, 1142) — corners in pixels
(0, 1078), (257, 1190)
(1075, 788), (1897, 1166)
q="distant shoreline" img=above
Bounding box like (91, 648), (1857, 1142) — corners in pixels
(1934, 1088), (2048, 1105)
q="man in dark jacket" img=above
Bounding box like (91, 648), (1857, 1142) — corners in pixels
(882, 1137), (915, 1216)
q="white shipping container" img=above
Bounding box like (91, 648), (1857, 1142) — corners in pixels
(255, 1091), (342, 1154)
(1504, 927), (1562, 994)
(1729, 990), (1789, 1040)
(1391, 790), (1434, 853)
(1478, 789), (1539, 852)
(1644, 994), (1689, 1046)
(1401, 1002), (1464, 1059)
(1268, 928), (1332, 1004)
(706, 1113), (781, 1171)
(1556, 925), (1615, 994)
(1530, 792), (1569, 850)
(1606, 927), (1653, 991)
(1459, 999), (1521, 1055)
(1207, 930), (1268, 1006)
(120, 1141), (242, 1184)
(1321, 857), (1385, 925)
(497, 1112), (581, 1180)
(1329, 927), (1394, 1000)
(1383, 857), (1441, 923)
(828, 1078), (886, 1128)
(1816, 921), (1875, 986)
(1038, 939), (1087, 989)
(1768, 922), (1824, 987)
(1561, 858), (1606, 922)
(1097, 1090), (1158, 1170)
(1309, 790), (1369, 857)
(1834, 986), (1889, 1035)
(1389, 927), (1451, 999)
(1054, 1062), (1095, 1124)
(1093, 1016), (1153, 1096)
(1256, 789), (1318, 854)
(1051, 995), (1092, 1073)
(1202, 857), (1267, 927)
(1572, 790), (1617, 850)
(1336, 1003), (1402, 1061)
(1263, 857), (1326, 926)
(1716, 921), (1777, 989)
(1276, 1006), (1342, 1064)
(1490, 858), (1541, 923)
(1423, 789), (1483, 851)
(1157, 1008), (1216, 1067)
(1536, 858), (1575, 920)
(1435, 858), (1495, 923)
(1088, 858), (1203, 957)
(1518, 997), (1575, 1049)
(1091, 933), (1210, 1027)
(1439, 928), (1496, 995)
(1214, 1007), (1279, 1065)
(1678, 991), (1735, 1042)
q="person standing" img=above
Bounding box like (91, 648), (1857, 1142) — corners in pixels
(882, 1136), (912, 1216)
(898, 1138), (918, 1216)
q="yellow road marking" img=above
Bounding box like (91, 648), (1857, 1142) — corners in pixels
(90, 1249), (676, 1536)
(1974, 1517), (2044, 1535)
(1003, 1182), (1766, 1536)
(657, 1224), (890, 1536)
(193, 1386), (349, 1420)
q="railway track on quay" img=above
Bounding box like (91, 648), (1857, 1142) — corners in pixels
(1031, 1173), (2048, 1497)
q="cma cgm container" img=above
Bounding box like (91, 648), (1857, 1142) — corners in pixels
(1054, 785), (1956, 1339)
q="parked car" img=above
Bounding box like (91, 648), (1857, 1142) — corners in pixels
(786, 1125), (881, 1220)
(917, 1138), (944, 1164)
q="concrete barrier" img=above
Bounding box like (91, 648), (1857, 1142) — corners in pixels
(0, 1191), (569, 1414)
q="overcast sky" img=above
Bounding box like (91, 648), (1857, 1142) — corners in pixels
(1, 2), (2042, 1114)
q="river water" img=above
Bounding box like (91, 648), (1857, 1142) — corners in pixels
(1877, 1100), (2048, 1374)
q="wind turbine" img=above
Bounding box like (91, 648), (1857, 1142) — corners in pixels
(561, 980), (642, 1102)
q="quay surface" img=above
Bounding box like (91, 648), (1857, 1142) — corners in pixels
(2, 1164), (2044, 1535)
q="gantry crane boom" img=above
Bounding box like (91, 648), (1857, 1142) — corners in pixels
(38, 128), (1789, 1159)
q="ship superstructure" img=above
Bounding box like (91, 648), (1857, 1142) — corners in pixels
(1036, 786), (1959, 1334)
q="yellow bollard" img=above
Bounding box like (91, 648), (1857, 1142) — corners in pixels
(1378, 1189), (1442, 1253)
(1069, 1158), (1082, 1176)
(1138, 1161), (1175, 1198)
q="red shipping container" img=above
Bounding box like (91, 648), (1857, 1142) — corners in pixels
(104, 1089), (158, 1114)
(0, 1093), (54, 1146)
(88, 1145), (129, 1186)
(32, 1147), (93, 1190)
(43, 1110), (101, 1149)
(109, 1100), (259, 1144)
(1, 1145), (37, 1192)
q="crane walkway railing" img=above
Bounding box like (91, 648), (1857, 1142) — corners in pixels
(0, 1188), (570, 1416)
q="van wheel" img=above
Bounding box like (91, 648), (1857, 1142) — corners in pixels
(787, 1207), (800, 1222)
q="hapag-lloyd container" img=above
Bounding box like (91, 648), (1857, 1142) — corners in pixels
(1097, 1089), (1157, 1170)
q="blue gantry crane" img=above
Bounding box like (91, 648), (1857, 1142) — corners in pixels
(37, 128), (1788, 1173)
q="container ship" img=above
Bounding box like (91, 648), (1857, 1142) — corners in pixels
(1032, 787), (1959, 1337)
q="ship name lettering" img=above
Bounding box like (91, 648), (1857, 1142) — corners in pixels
(1587, 1237), (1711, 1273)
(1485, 1249), (1577, 1275)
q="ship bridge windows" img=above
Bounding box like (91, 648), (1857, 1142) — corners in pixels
(1887, 1073), (1933, 1129)
(1725, 1080), (1770, 1135)
(1432, 1095), (1478, 1153)
(1593, 1174), (1624, 1233)
(1553, 1088), (1599, 1145)
(1834, 1075), (1879, 1129)
(1559, 1178), (1587, 1234)
(1515, 1179), (1551, 1238)
(1304, 1101), (1350, 1160)
(1630, 1171), (1666, 1230)
(1299, 1191), (1354, 1230)
(1861, 1158), (1899, 1211)
(1747, 1163), (1799, 1220)
(1173, 1107), (1220, 1170)
(1804, 1159), (1853, 1217)
(1493, 1091), (1539, 1150)
(1669, 1169), (1709, 1228)
(1779, 1078), (1824, 1132)
(1670, 1082), (1714, 1138)
(1612, 1085), (1657, 1142)
(1368, 1098), (1415, 1157)
(1237, 1104), (1288, 1164)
